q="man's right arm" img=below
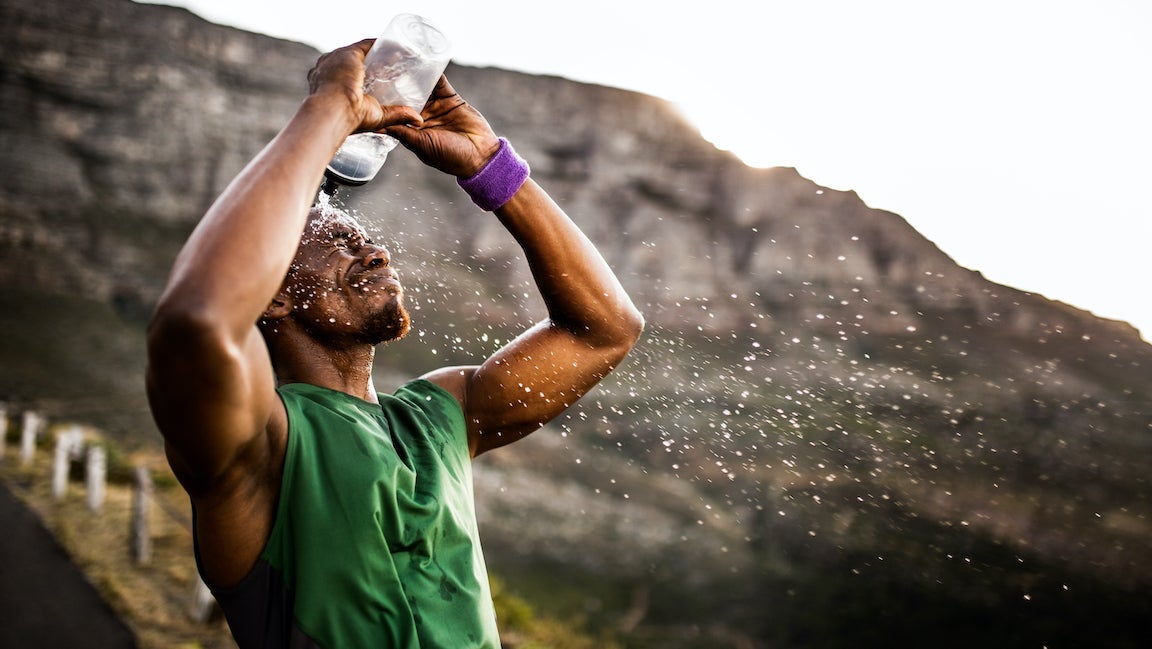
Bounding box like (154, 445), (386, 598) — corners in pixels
(143, 92), (352, 586)
(146, 41), (423, 585)
(146, 41), (420, 498)
(146, 91), (354, 495)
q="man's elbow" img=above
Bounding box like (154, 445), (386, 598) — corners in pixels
(557, 300), (644, 353)
(601, 302), (644, 355)
(621, 304), (645, 347)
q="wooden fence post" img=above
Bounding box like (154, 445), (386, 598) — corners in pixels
(130, 465), (153, 565)
(52, 432), (74, 500)
(190, 574), (219, 623)
(20, 410), (41, 467)
(0, 402), (8, 461)
(86, 445), (106, 512)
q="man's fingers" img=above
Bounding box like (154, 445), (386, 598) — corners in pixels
(371, 106), (424, 131)
(428, 75), (456, 100)
(350, 38), (375, 52)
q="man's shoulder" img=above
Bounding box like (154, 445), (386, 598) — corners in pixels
(412, 365), (477, 407)
(389, 377), (467, 429)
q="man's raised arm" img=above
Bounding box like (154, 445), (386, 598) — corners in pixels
(146, 42), (422, 494)
(393, 78), (644, 456)
(463, 177), (645, 455)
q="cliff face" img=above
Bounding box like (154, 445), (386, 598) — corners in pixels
(2, 0), (1139, 343)
(2, 0), (1150, 646)
(0, 0), (311, 305)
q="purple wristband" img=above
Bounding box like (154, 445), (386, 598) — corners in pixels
(457, 137), (530, 211)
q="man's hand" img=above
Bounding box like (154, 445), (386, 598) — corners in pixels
(308, 39), (424, 136)
(386, 76), (503, 178)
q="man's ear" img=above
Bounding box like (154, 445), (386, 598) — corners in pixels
(262, 293), (293, 321)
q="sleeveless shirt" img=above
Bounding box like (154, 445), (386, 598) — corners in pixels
(203, 380), (501, 648)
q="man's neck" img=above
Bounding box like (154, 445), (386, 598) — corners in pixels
(271, 338), (380, 403)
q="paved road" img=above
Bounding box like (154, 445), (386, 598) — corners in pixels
(0, 480), (137, 648)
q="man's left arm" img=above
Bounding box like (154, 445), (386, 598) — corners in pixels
(389, 76), (642, 455)
(425, 176), (644, 456)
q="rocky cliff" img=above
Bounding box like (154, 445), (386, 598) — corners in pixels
(2, 0), (1150, 647)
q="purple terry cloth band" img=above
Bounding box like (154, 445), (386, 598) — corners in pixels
(457, 137), (530, 211)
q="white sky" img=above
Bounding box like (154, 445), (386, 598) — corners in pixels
(141, 0), (1151, 340)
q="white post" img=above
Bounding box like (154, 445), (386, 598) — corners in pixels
(0, 402), (8, 460)
(66, 427), (85, 461)
(86, 445), (106, 512)
(131, 465), (153, 564)
(190, 574), (218, 623)
(20, 410), (40, 466)
(52, 432), (73, 499)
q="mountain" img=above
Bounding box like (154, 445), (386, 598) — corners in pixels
(2, 0), (1150, 647)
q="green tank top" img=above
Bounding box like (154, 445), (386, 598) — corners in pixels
(205, 380), (501, 648)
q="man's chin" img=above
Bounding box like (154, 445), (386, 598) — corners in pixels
(389, 318), (412, 342)
(368, 307), (412, 344)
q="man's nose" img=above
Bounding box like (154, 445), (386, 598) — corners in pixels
(364, 245), (390, 268)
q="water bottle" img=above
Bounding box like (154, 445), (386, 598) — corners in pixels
(324, 14), (452, 188)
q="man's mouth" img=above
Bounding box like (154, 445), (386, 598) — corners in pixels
(352, 270), (402, 293)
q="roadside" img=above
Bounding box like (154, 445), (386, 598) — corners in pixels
(0, 431), (238, 649)
(0, 479), (137, 648)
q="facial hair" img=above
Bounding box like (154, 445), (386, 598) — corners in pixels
(362, 295), (412, 345)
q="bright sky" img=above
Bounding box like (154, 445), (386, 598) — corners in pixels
(141, 0), (1151, 340)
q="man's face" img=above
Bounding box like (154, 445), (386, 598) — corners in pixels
(281, 209), (411, 345)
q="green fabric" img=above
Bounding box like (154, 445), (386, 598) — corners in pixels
(265, 380), (500, 648)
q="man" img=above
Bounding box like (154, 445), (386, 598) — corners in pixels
(145, 39), (643, 648)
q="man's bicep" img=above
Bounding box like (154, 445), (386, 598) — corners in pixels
(146, 324), (279, 493)
(464, 321), (631, 455)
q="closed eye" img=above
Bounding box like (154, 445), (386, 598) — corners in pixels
(330, 232), (365, 250)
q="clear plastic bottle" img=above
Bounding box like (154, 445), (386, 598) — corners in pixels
(324, 14), (452, 188)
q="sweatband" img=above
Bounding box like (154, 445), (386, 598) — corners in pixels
(457, 137), (530, 211)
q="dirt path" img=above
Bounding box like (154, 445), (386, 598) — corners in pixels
(0, 480), (137, 648)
